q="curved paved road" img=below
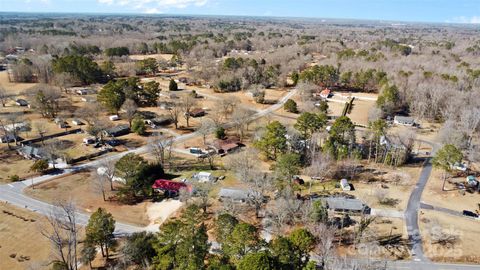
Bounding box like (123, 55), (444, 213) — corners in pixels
(0, 88), (298, 234)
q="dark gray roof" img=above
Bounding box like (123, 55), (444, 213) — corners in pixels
(104, 125), (130, 136)
(324, 197), (367, 212)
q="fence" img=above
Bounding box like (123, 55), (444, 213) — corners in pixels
(20, 128), (83, 145)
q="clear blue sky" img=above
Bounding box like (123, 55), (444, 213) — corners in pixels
(1, 0), (479, 24)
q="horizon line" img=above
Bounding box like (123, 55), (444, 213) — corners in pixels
(0, 10), (478, 27)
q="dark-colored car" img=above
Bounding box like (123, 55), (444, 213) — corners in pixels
(462, 210), (479, 218)
(106, 139), (122, 146)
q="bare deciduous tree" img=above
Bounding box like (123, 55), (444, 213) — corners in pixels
(121, 99), (138, 128)
(180, 94), (197, 127)
(167, 100), (182, 129)
(148, 133), (174, 166)
(0, 85), (8, 107)
(40, 201), (79, 270)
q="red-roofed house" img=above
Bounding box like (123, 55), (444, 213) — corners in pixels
(211, 138), (242, 155)
(152, 179), (192, 196)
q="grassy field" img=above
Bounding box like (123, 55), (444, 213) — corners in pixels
(24, 172), (152, 226)
(419, 209), (480, 263)
(0, 71), (38, 95)
(0, 203), (51, 270)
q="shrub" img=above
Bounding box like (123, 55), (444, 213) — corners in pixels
(131, 117), (146, 135)
(169, 79), (178, 91)
(283, 99), (298, 113)
(215, 127), (226, 139)
(9, 175), (20, 182)
(30, 159), (49, 174)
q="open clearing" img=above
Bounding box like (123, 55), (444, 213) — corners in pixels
(24, 172), (151, 226)
(0, 71), (38, 95)
(419, 209), (480, 263)
(0, 202), (51, 270)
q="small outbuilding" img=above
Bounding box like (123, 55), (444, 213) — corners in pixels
(109, 115), (120, 121)
(193, 172), (216, 183)
(72, 119), (83, 126)
(189, 108), (206, 118)
(340, 179), (351, 191)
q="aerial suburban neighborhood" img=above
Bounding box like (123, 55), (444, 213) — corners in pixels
(0, 1), (480, 270)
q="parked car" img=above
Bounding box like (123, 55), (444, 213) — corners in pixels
(106, 139), (122, 146)
(462, 210), (478, 218)
(189, 147), (203, 154)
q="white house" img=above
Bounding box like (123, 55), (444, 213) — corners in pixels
(194, 172), (216, 183)
(340, 179), (351, 191)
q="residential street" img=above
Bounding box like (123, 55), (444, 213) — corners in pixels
(0, 89), (298, 234)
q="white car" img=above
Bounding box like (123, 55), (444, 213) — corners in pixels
(453, 163), (467, 172)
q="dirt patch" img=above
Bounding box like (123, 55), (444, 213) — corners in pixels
(0, 71), (38, 95)
(145, 200), (183, 231)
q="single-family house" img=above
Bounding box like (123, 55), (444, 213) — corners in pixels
(393, 116), (415, 126)
(189, 108), (206, 118)
(193, 172), (216, 183)
(4, 122), (29, 132)
(103, 125), (130, 137)
(18, 145), (47, 160)
(211, 138), (242, 155)
(218, 188), (250, 203)
(0, 134), (17, 143)
(145, 116), (172, 128)
(15, 99), (29, 106)
(152, 179), (191, 196)
(324, 197), (370, 214)
(340, 179), (351, 191)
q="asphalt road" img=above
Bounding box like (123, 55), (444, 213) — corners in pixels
(405, 157), (433, 262)
(0, 88), (298, 234)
